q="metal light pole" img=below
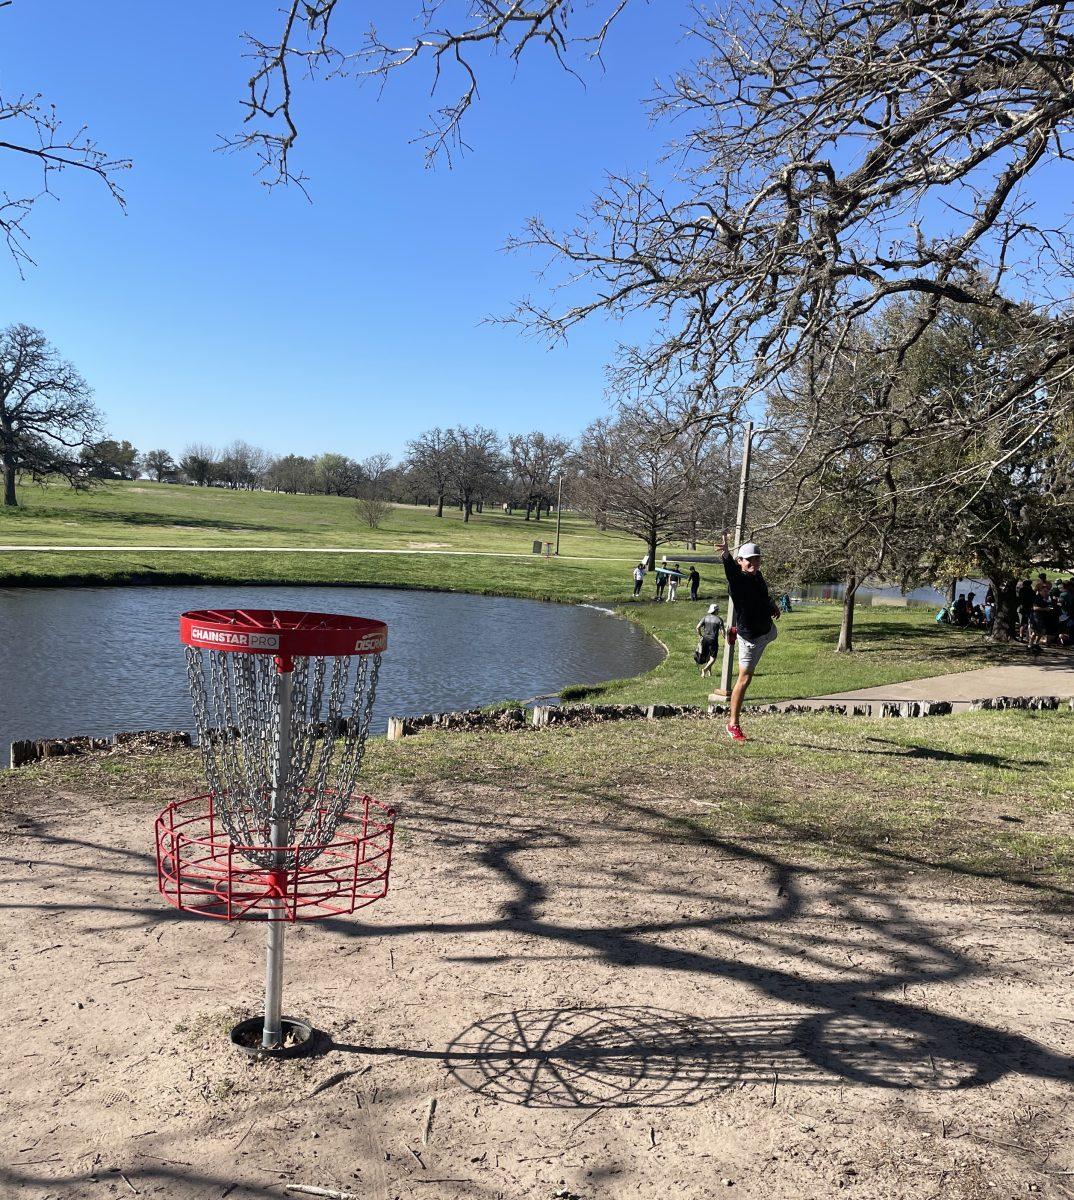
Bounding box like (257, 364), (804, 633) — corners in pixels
(712, 421), (755, 700)
(554, 474), (563, 556)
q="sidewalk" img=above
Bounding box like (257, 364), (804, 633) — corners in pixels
(795, 651), (1074, 711)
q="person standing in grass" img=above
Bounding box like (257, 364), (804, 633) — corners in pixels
(668, 564), (682, 602)
(688, 565), (701, 601)
(655, 556), (669, 601)
(632, 562), (646, 598)
(717, 531), (781, 743)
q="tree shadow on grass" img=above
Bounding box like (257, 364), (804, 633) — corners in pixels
(787, 737), (1047, 770)
(34, 507), (286, 533)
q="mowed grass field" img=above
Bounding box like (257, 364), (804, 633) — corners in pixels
(0, 478), (1023, 702)
(9, 707), (1073, 895)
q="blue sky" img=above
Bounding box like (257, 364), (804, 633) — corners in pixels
(1, 2), (692, 461)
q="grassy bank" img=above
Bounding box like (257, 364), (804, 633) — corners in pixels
(7, 708), (1072, 897)
(582, 600), (1022, 705)
(0, 478), (1025, 702)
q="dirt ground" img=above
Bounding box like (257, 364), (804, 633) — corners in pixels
(1, 777), (1072, 1200)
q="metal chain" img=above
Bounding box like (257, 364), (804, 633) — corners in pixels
(186, 646), (383, 869)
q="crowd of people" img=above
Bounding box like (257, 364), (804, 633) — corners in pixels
(937, 576), (1074, 650)
(632, 558), (701, 602)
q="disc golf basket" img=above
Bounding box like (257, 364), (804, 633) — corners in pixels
(155, 609), (395, 1053)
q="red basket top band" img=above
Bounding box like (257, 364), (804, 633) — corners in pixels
(180, 609), (388, 657)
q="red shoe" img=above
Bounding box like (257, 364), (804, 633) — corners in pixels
(726, 722), (747, 743)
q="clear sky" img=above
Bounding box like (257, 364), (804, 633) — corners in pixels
(1, 1), (693, 462)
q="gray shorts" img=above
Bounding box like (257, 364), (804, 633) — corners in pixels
(737, 623), (778, 671)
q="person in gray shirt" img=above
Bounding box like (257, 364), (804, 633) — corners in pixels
(695, 604), (725, 677)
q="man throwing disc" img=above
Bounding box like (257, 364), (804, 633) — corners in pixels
(718, 531), (781, 743)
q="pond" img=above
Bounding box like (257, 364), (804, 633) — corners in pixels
(0, 585), (664, 754)
(795, 577), (989, 610)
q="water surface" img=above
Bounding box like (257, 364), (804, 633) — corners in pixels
(0, 585), (663, 752)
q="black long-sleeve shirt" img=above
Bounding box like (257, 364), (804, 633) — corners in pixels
(722, 552), (775, 640)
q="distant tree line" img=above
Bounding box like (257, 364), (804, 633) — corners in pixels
(5, 318), (1070, 658)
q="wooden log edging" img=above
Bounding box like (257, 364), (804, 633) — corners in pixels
(12, 694), (1074, 764)
(391, 695), (1074, 738)
(10, 729), (192, 769)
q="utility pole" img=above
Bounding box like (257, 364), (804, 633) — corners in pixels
(712, 421), (754, 699)
(554, 474), (563, 555)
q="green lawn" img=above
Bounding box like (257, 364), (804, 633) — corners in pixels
(0, 479), (638, 557)
(576, 599), (1022, 705)
(0, 478), (1025, 701)
(9, 708), (1072, 897)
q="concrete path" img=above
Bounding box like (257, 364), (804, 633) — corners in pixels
(0, 545), (636, 561)
(800, 651), (1074, 710)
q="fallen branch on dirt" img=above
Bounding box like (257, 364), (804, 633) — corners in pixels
(284, 1186), (356, 1200)
(421, 1095), (437, 1146)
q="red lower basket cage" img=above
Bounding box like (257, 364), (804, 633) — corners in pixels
(155, 792), (395, 921)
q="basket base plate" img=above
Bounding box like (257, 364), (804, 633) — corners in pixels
(229, 1015), (317, 1059)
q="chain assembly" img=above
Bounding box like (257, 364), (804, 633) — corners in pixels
(185, 646), (381, 869)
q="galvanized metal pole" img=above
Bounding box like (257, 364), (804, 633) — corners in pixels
(715, 422), (754, 698)
(554, 475), (563, 555)
(262, 666), (292, 1049)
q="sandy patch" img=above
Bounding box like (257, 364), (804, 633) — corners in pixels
(1, 784), (1071, 1199)
(406, 542), (451, 550)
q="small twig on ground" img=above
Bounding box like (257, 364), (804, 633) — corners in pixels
(234, 1122), (256, 1150)
(421, 1096), (437, 1146)
(285, 1186), (356, 1200)
(110, 976), (145, 986)
(771, 1070), (779, 1107)
(117, 1169), (139, 1194)
(409, 1147), (426, 1169)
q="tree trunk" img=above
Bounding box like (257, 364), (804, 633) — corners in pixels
(435, 493), (444, 518)
(947, 577), (958, 604)
(647, 532), (658, 574)
(836, 571), (858, 652)
(463, 493), (472, 522)
(2, 454), (16, 507)
(524, 502), (531, 520)
(989, 574), (1017, 642)
(1, 421), (16, 506)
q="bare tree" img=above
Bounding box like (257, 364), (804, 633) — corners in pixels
(575, 410), (708, 569)
(237, 2), (1074, 490)
(0, 323), (100, 506)
(231, 2), (631, 181)
(509, 431), (571, 520)
(448, 425), (504, 522)
(405, 427), (454, 517)
(356, 451), (393, 528)
(508, 2), (1074, 473)
(0, 7), (129, 273)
